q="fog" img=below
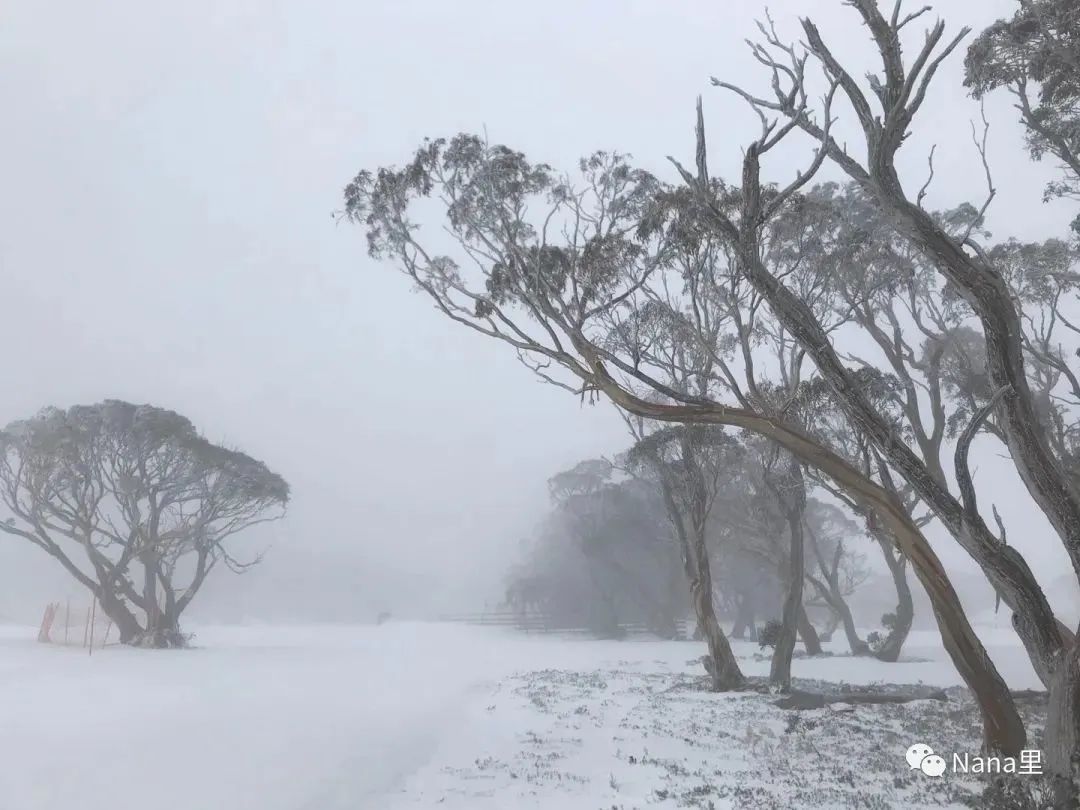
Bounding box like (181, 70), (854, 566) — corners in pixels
(2, 0), (1077, 625)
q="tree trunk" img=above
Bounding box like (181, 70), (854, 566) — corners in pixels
(654, 446), (744, 691)
(131, 563), (188, 648)
(142, 554), (160, 632)
(1046, 636), (1080, 804)
(690, 520), (743, 690)
(805, 522), (868, 655)
(732, 592), (755, 640)
(797, 607), (823, 655)
(95, 588), (142, 645)
(771, 506), (804, 691)
(834, 596), (870, 656)
(695, 575), (744, 690)
(875, 536), (914, 663)
(792, 9), (1080, 585)
(884, 185), (1080, 585)
(130, 614), (187, 648)
(807, 573), (868, 654)
(819, 607), (840, 642)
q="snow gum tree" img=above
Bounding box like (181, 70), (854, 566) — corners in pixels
(0, 400), (289, 647)
(709, 0), (1079, 790)
(623, 423), (747, 690)
(344, 135), (1023, 753)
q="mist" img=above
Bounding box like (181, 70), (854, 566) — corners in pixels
(4, 1), (1080, 807)
(2, 0), (1074, 627)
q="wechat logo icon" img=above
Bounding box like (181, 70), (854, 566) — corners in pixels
(907, 743), (947, 777)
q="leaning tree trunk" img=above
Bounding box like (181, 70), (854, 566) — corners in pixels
(694, 572), (745, 690)
(797, 606), (823, 655)
(95, 587), (143, 645)
(874, 535), (914, 663)
(807, 573), (868, 655)
(656, 464), (744, 690)
(688, 529), (743, 689)
(719, 128), (1064, 683)
(833, 594), (870, 656)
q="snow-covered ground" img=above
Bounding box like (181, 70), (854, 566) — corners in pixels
(0, 622), (1046, 810)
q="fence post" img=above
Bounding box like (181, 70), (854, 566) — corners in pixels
(82, 601), (90, 648)
(87, 597), (97, 657)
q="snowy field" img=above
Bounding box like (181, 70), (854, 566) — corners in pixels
(0, 621), (1046, 810)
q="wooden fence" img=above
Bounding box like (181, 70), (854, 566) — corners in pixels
(437, 610), (693, 639)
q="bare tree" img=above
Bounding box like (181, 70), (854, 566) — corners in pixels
(0, 401), (289, 647)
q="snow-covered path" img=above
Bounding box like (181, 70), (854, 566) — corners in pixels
(0, 621), (1043, 810)
(0, 624), (512, 810)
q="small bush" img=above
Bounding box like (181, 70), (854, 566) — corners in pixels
(866, 630), (887, 654)
(758, 619), (783, 649)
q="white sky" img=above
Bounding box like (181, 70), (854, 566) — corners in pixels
(2, 0), (1077, 622)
